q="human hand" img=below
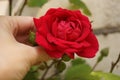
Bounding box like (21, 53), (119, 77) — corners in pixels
(0, 16), (51, 80)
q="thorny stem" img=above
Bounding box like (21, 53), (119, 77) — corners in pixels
(92, 61), (99, 71)
(110, 53), (120, 73)
(47, 59), (63, 79)
(49, 71), (59, 78)
(40, 59), (63, 80)
(40, 60), (57, 80)
(92, 56), (103, 71)
(43, 61), (49, 68)
(9, 0), (12, 16)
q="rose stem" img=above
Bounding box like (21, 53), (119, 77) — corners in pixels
(40, 60), (56, 80)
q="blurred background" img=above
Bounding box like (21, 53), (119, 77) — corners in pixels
(0, 0), (120, 75)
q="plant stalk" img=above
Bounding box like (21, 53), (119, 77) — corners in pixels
(40, 60), (56, 80)
(9, 0), (12, 15)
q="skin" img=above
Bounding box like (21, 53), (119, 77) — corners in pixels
(0, 16), (51, 80)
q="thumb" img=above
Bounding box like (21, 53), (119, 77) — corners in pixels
(23, 45), (52, 65)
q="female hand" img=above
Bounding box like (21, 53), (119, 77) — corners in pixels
(0, 16), (51, 80)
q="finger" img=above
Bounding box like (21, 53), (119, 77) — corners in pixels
(0, 16), (35, 33)
(9, 16), (35, 35)
(24, 45), (52, 65)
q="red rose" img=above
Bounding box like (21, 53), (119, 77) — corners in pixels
(33, 8), (99, 58)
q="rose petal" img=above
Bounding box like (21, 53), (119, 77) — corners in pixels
(33, 18), (41, 29)
(64, 49), (78, 58)
(46, 50), (63, 58)
(52, 19), (58, 37)
(77, 32), (99, 58)
(66, 52), (74, 59)
(53, 8), (73, 20)
(36, 32), (55, 51)
(45, 8), (57, 15)
(76, 21), (91, 42)
(74, 10), (90, 22)
(47, 33), (68, 49)
(34, 17), (50, 36)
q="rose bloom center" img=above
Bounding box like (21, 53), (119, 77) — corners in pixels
(56, 20), (81, 41)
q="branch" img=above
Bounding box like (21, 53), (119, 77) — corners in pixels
(40, 60), (57, 80)
(92, 61), (99, 71)
(110, 53), (120, 73)
(9, 0), (12, 16)
(93, 26), (120, 35)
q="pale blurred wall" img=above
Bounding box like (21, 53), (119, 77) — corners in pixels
(1, 0), (120, 29)
(83, 0), (120, 29)
(0, 0), (9, 15)
(37, 0), (120, 29)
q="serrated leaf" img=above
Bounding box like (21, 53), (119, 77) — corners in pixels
(69, 0), (91, 16)
(71, 58), (86, 66)
(69, 0), (81, 5)
(91, 71), (120, 80)
(83, 7), (92, 16)
(23, 68), (39, 80)
(31, 65), (40, 72)
(64, 64), (91, 80)
(27, 0), (48, 7)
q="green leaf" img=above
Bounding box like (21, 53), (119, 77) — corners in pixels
(31, 65), (40, 72)
(23, 72), (39, 80)
(55, 61), (66, 73)
(29, 31), (37, 46)
(91, 71), (120, 80)
(62, 54), (71, 62)
(27, 0), (48, 7)
(71, 58), (86, 66)
(69, 0), (81, 6)
(69, 0), (91, 16)
(87, 75), (101, 80)
(64, 64), (91, 80)
(23, 67), (39, 80)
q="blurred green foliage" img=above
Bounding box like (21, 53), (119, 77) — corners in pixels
(91, 71), (120, 80)
(64, 62), (92, 80)
(23, 66), (40, 80)
(27, 0), (91, 16)
(27, 0), (48, 7)
(55, 61), (66, 73)
(69, 0), (92, 16)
